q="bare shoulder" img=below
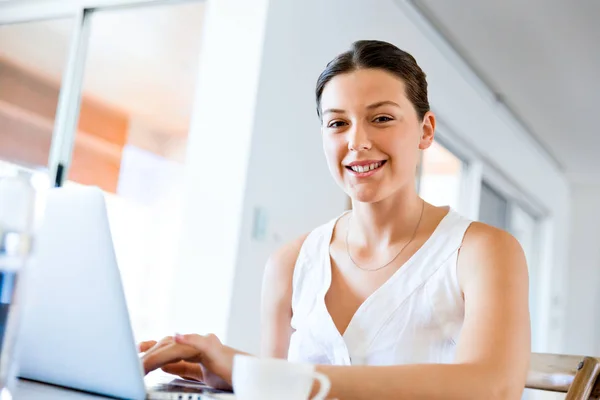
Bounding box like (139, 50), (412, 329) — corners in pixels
(266, 233), (310, 271)
(458, 221), (528, 289)
(263, 233), (310, 285)
(461, 221), (525, 257)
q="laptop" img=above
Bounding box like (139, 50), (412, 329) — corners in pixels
(16, 185), (229, 399)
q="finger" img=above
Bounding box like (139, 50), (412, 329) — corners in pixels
(150, 336), (174, 351)
(174, 333), (213, 352)
(161, 361), (203, 381)
(139, 340), (157, 353)
(142, 342), (201, 374)
(159, 336), (174, 343)
(143, 336), (175, 357)
(160, 362), (188, 376)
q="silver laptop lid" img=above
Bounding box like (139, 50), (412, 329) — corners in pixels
(17, 186), (146, 399)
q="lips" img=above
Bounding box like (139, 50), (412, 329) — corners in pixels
(344, 160), (387, 177)
(347, 161), (383, 173)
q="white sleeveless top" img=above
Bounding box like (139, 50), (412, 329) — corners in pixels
(287, 209), (473, 366)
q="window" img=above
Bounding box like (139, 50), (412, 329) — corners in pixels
(62, 2), (205, 342)
(0, 18), (72, 171)
(478, 181), (509, 229)
(419, 140), (464, 210)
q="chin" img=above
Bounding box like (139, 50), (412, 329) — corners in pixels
(348, 188), (386, 204)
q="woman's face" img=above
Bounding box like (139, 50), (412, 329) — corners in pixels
(320, 68), (435, 203)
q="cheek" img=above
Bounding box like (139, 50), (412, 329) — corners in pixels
(322, 136), (346, 168)
(384, 133), (421, 170)
(387, 129), (420, 153)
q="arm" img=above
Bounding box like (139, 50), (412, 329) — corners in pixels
(142, 235), (306, 382)
(314, 223), (531, 400)
(260, 234), (308, 358)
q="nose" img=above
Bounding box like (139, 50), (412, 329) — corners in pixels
(347, 125), (371, 151)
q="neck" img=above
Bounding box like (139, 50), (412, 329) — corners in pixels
(349, 186), (424, 248)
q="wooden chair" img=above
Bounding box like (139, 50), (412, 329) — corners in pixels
(527, 353), (600, 399)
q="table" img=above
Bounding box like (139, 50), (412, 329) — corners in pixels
(10, 379), (109, 399)
(9, 378), (236, 399)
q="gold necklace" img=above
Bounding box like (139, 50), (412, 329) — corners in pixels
(345, 200), (425, 272)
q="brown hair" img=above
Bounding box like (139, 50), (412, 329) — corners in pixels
(315, 40), (430, 121)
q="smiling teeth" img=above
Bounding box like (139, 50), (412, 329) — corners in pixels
(351, 162), (382, 173)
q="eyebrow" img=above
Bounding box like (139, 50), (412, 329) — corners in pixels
(322, 101), (401, 116)
(366, 100), (401, 110)
(321, 108), (346, 116)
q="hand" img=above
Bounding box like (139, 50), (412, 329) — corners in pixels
(139, 337), (204, 382)
(141, 333), (239, 391)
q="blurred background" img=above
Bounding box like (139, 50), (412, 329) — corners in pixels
(0, 1), (598, 394)
(0, 1), (204, 342)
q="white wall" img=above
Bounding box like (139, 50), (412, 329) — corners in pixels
(224, 0), (571, 354)
(170, 0), (270, 339)
(564, 184), (600, 355)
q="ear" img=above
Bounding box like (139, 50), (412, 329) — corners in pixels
(418, 111), (436, 150)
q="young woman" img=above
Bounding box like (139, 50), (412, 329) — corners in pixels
(141, 40), (530, 400)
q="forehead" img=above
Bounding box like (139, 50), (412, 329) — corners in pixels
(320, 68), (408, 109)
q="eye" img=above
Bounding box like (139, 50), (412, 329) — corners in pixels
(373, 115), (394, 123)
(327, 120), (348, 128)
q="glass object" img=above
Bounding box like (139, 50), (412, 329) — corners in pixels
(0, 18), (72, 171)
(419, 141), (463, 209)
(66, 2), (205, 342)
(0, 171), (38, 398)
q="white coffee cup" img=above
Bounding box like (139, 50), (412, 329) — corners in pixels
(232, 354), (331, 400)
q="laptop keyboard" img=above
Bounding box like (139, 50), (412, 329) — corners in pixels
(146, 379), (232, 400)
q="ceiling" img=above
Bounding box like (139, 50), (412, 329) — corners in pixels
(0, 1), (205, 134)
(412, 0), (600, 184)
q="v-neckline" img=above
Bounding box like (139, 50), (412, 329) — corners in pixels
(321, 207), (454, 339)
